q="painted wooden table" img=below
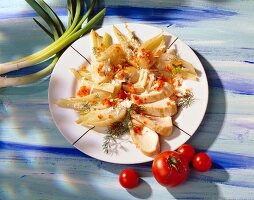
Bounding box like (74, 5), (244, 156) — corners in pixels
(1, 1), (254, 199)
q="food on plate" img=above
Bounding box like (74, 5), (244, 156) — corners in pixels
(131, 114), (173, 136)
(56, 25), (197, 155)
(152, 150), (189, 187)
(130, 119), (160, 156)
(119, 169), (139, 189)
(192, 152), (212, 172)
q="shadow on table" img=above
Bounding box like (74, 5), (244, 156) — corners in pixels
(187, 50), (226, 151)
(99, 159), (229, 199)
(127, 179), (152, 199)
(168, 162), (229, 199)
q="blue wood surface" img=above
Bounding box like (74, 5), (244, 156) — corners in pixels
(0, 0), (254, 199)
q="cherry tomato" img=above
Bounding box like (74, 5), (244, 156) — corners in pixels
(177, 144), (196, 163)
(193, 152), (212, 172)
(152, 151), (189, 187)
(119, 169), (139, 189)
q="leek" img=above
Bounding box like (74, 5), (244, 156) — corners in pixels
(0, 0), (106, 87)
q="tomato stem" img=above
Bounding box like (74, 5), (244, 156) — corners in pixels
(167, 155), (186, 174)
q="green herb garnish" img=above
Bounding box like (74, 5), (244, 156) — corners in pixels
(81, 102), (91, 113)
(102, 121), (129, 154)
(94, 93), (100, 100)
(102, 104), (143, 154)
(177, 91), (195, 108)
(92, 47), (98, 55)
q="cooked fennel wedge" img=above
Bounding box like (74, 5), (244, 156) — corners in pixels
(77, 106), (127, 127)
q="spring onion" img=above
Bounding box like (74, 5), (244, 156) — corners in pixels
(0, 0), (106, 87)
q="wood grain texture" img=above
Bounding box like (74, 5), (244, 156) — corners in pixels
(0, 0), (254, 199)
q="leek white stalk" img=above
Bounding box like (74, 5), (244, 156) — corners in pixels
(0, 57), (59, 87)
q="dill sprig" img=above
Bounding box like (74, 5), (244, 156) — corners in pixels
(177, 91), (195, 108)
(81, 102), (91, 112)
(130, 104), (144, 115)
(94, 93), (100, 99)
(92, 47), (97, 55)
(102, 104), (143, 154)
(76, 102), (91, 116)
(103, 121), (129, 154)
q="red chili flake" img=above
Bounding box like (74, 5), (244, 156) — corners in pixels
(115, 45), (121, 53)
(166, 64), (173, 73)
(122, 61), (129, 68)
(97, 63), (105, 76)
(154, 79), (165, 91)
(178, 79), (182, 86)
(98, 114), (103, 119)
(154, 76), (167, 91)
(133, 126), (143, 135)
(116, 69), (125, 80)
(127, 82), (136, 94)
(130, 86), (136, 94)
(79, 65), (87, 71)
(96, 47), (102, 53)
(118, 89), (130, 100)
(132, 103), (138, 110)
(77, 86), (90, 97)
(160, 75), (167, 82)
(108, 115), (113, 119)
(112, 64), (118, 72)
(133, 95), (140, 101)
(100, 98), (116, 108)
(148, 59), (153, 65)
(133, 95), (144, 104)
(168, 78), (174, 84)
(139, 48), (150, 59)
(170, 96), (175, 100)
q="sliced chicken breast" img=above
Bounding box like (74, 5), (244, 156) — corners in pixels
(131, 82), (173, 104)
(130, 120), (160, 156)
(142, 98), (177, 117)
(132, 114), (173, 136)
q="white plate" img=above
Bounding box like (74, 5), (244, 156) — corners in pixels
(48, 23), (208, 164)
